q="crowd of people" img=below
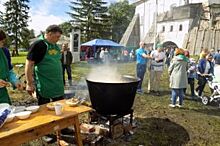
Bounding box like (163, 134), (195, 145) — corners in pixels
(83, 46), (136, 63)
(135, 41), (220, 108)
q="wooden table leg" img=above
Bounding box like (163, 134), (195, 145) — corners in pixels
(56, 131), (61, 146)
(73, 116), (83, 146)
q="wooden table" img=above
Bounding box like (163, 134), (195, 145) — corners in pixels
(0, 100), (92, 146)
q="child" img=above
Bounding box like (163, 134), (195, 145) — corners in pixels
(187, 58), (197, 99)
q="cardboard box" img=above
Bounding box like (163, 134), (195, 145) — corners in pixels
(94, 125), (109, 136)
(80, 123), (95, 133)
(111, 123), (124, 139)
(80, 123), (109, 136)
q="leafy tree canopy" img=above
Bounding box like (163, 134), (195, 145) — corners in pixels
(59, 22), (73, 37)
(2, 0), (30, 56)
(108, 0), (135, 42)
(68, 0), (111, 42)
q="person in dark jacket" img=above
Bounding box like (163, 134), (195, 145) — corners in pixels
(195, 53), (214, 97)
(214, 48), (220, 64)
(61, 43), (73, 86)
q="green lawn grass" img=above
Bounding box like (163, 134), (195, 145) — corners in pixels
(11, 52), (27, 65)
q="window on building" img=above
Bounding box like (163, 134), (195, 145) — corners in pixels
(162, 26), (165, 32)
(73, 34), (79, 52)
(170, 25), (173, 32)
(179, 24), (183, 31)
(184, 0), (189, 4)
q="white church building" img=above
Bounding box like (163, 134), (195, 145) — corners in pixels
(120, 0), (220, 54)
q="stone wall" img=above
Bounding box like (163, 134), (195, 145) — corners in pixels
(183, 4), (220, 54)
(157, 4), (202, 22)
(120, 14), (140, 47)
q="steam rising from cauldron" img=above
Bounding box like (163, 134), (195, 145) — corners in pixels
(87, 66), (124, 83)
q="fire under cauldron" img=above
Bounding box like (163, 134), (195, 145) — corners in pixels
(86, 75), (140, 116)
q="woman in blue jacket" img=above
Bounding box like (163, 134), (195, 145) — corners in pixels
(195, 53), (214, 97)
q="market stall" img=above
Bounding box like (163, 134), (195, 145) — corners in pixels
(80, 39), (124, 63)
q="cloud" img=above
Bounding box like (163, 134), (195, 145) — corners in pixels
(28, 0), (70, 35)
(28, 14), (65, 35)
(0, 0), (7, 12)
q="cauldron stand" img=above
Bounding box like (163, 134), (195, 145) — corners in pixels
(90, 109), (133, 138)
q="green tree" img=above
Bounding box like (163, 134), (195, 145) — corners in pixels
(59, 22), (72, 37)
(20, 28), (35, 49)
(3, 0), (30, 56)
(68, 0), (111, 42)
(108, 0), (135, 42)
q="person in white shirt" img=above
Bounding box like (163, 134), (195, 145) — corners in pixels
(99, 47), (105, 63)
(148, 44), (166, 95)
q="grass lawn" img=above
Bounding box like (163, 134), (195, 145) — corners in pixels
(9, 58), (220, 146)
(11, 52), (27, 65)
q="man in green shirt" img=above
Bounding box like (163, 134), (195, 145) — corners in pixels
(25, 25), (64, 105)
(25, 25), (73, 143)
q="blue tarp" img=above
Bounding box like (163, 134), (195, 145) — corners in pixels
(81, 39), (124, 47)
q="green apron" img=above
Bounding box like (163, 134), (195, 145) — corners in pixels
(34, 37), (64, 98)
(0, 48), (11, 104)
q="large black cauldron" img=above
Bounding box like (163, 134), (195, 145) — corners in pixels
(86, 75), (140, 115)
